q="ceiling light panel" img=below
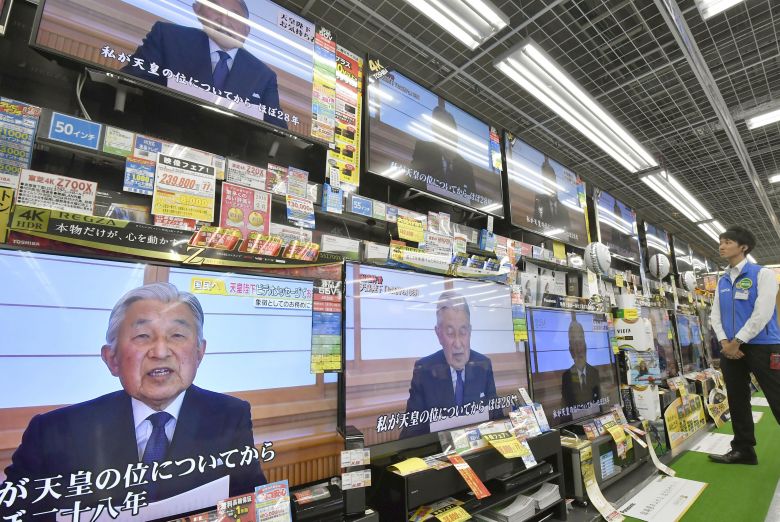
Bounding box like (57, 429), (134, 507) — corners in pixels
(495, 40), (658, 173)
(404, 0), (509, 50)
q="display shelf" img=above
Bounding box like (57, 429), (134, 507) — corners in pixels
(521, 256), (586, 274)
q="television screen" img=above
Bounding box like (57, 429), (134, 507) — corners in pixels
(343, 263), (527, 447)
(504, 134), (589, 247)
(646, 307), (678, 378)
(691, 252), (708, 274)
(674, 239), (692, 273)
(595, 189), (639, 262)
(644, 222), (670, 257)
(674, 313), (707, 373)
(32, 0), (352, 142)
(526, 308), (619, 428)
(367, 65), (504, 215)
(0, 250), (337, 520)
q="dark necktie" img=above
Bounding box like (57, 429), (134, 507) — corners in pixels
(455, 370), (464, 407)
(142, 411), (172, 502)
(213, 50), (231, 91)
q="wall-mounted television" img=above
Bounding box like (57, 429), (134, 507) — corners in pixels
(673, 239), (692, 274)
(31, 0), (352, 143)
(595, 189), (639, 263)
(526, 308), (619, 428)
(674, 313), (707, 374)
(646, 307), (678, 378)
(367, 64), (504, 215)
(0, 249), (336, 520)
(644, 221), (670, 258)
(504, 134), (589, 247)
(343, 263), (527, 454)
(691, 251), (708, 274)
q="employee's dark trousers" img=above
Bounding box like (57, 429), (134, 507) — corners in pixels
(719, 343), (780, 452)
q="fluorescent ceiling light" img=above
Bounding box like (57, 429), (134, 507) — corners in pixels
(746, 108), (780, 130)
(641, 171), (712, 223)
(404, 0), (509, 50)
(694, 0), (746, 20)
(769, 174), (780, 183)
(495, 40), (657, 173)
(698, 220), (725, 243)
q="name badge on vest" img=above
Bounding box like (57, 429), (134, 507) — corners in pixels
(735, 290), (749, 300)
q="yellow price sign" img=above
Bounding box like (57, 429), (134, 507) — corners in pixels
(397, 216), (425, 242)
(552, 240), (566, 260)
(615, 274), (624, 287)
(482, 432), (530, 459)
(433, 506), (471, 522)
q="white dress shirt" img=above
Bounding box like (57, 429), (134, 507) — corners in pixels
(710, 258), (779, 343)
(132, 391), (186, 460)
(450, 366), (466, 395)
(208, 39), (239, 73)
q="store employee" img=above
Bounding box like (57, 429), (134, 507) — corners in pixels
(709, 226), (780, 465)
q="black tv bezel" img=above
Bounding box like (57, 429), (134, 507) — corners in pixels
(525, 306), (621, 430)
(0, 0), (13, 35)
(594, 188), (641, 265)
(672, 238), (693, 275)
(364, 58), (506, 219)
(28, 0), (336, 147)
(503, 132), (590, 249)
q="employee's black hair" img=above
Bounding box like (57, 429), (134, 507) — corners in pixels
(719, 226), (756, 255)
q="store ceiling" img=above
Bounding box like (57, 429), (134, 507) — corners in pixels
(278, 0), (780, 264)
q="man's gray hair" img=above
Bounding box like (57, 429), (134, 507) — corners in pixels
(105, 282), (205, 352)
(436, 290), (471, 323)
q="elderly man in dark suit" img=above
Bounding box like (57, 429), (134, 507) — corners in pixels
(561, 320), (602, 409)
(400, 291), (500, 439)
(123, 0), (287, 129)
(2, 283), (265, 521)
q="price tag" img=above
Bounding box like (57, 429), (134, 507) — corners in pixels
(615, 274), (624, 287)
(553, 240), (566, 260)
(447, 454), (490, 499)
(48, 112), (102, 150)
(340, 448), (370, 468)
(433, 505), (471, 522)
(388, 457), (428, 476)
(482, 432), (530, 459)
(397, 216), (425, 242)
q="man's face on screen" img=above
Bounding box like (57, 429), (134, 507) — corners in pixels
(102, 299), (206, 410)
(436, 308), (471, 370)
(569, 330), (588, 370)
(194, 0), (251, 50)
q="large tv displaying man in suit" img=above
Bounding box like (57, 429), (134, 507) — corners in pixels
(400, 291), (500, 439)
(123, 0), (287, 129)
(561, 320), (603, 409)
(2, 283), (265, 520)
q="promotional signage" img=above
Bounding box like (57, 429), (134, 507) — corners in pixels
(47, 112), (102, 150)
(16, 170), (97, 215)
(310, 279), (343, 373)
(0, 98), (41, 189)
(151, 154), (216, 222)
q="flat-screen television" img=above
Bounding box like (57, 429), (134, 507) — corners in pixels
(673, 239), (692, 274)
(674, 313), (707, 373)
(0, 249), (337, 520)
(367, 64), (504, 215)
(644, 221), (670, 257)
(343, 263), (527, 452)
(504, 134), (589, 247)
(595, 189), (639, 263)
(691, 252), (708, 274)
(526, 308), (619, 428)
(31, 0), (351, 142)
(646, 307), (678, 377)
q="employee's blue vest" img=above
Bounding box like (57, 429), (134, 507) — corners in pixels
(718, 262), (780, 344)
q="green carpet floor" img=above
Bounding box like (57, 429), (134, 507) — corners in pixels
(626, 394), (779, 522)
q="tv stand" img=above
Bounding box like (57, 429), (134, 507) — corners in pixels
(369, 430), (566, 521)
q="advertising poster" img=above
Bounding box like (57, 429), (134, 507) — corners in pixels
(596, 189), (640, 263)
(0, 98), (41, 189)
(310, 279), (342, 373)
(102, 126), (135, 157)
(133, 135), (226, 180)
(219, 182), (272, 239)
(16, 169), (97, 214)
(285, 195), (315, 229)
(311, 30), (337, 143)
(663, 394), (706, 452)
(226, 158), (267, 190)
(504, 134), (589, 247)
(327, 46), (363, 188)
(255, 481), (293, 522)
(367, 59), (503, 215)
(151, 154), (216, 222)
